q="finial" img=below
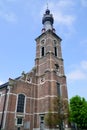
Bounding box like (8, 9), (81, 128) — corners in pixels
(45, 1), (50, 15)
(42, 2), (55, 32)
(47, 2), (48, 9)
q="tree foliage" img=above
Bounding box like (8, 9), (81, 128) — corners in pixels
(45, 97), (69, 128)
(70, 95), (87, 129)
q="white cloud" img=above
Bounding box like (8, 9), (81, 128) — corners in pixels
(0, 81), (3, 85)
(81, 0), (87, 7)
(67, 60), (87, 82)
(54, 12), (75, 26)
(0, 0), (17, 23)
(4, 12), (17, 23)
(47, 0), (75, 26)
(80, 39), (87, 45)
(58, 0), (74, 8)
(0, 11), (17, 23)
(81, 61), (87, 70)
(41, 0), (76, 36)
(67, 70), (86, 80)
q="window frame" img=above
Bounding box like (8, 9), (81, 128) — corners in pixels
(40, 39), (45, 57)
(53, 40), (58, 57)
(16, 94), (25, 113)
(54, 46), (58, 56)
(57, 82), (61, 97)
(40, 114), (45, 130)
(15, 117), (23, 126)
(41, 46), (45, 56)
(17, 127), (21, 130)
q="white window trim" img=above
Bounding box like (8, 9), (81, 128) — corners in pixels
(53, 40), (58, 57)
(54, 46), (58, 57)
(40, 46), (46, 57)
(15, 116), (23, 126)
(57, 82), (62, 97)
(39, 114), (45, 130)
(15, 93), (26, 114)
(40, 39), (46, 58)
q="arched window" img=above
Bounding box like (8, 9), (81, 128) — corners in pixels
(40, 39), (45, 57)
(17, 94), (25, 113)
(57, 83), (61, 96)
(54, 46), (57, 56)
(53, 40), (58, 57)
(40, 114), (45, 130)
(41, 46), (45, 56)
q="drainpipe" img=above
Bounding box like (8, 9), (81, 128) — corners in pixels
(0, 86), (8, 130)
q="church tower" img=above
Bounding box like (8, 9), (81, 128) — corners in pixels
(0, 8), (69, 130)
(35, 8), (68, 129)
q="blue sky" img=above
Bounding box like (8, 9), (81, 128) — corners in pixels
(0, 0), (87, 100)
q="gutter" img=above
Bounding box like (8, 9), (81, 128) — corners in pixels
(0, 86), (8, 129)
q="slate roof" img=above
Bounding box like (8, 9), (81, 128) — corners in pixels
(0, 76), (21, 89)
(0, 82), (8, 89)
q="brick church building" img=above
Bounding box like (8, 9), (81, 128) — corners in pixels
(0, 8), (69, 130)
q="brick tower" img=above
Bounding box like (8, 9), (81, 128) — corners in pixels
(34, 8), (68, 129)
(0, 9), (68, 130)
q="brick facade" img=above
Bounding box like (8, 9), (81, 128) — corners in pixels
(0, 9), (69, 130)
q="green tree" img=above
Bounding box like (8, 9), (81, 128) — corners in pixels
(70, 95), (87, 129)
(45, 97), (69, 129)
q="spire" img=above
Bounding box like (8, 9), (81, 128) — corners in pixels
(42, 8), (55, 33)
